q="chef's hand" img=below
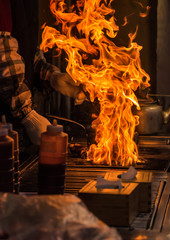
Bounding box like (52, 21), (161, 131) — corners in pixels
(21, 110), (51, 145)
(34, 49), (86, 105)
(50, 72), (86, 105)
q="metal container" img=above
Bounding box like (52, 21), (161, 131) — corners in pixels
(134, 99), (170, 135)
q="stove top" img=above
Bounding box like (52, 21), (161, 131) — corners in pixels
(18, 133), (170, 173)
(66, 134), (170, 172)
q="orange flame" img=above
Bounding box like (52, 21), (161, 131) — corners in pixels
(136, 2), (150, 18)
(40, 0), (150, 166)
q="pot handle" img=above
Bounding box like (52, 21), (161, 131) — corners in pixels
(150, 95), (161, 105)
(163, 106), (170, 124)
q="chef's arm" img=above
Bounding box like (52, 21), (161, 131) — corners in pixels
(0, 1), (51, 146)
(0, 35), (51, 146)
(34, 49), (86, 105)
(0, 35), (32, 119)
(0, 72), (50, 146)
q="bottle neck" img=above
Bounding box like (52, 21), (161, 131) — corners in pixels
(0, 135), (7, 141)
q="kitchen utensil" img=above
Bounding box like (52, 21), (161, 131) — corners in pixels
(134, 98), (170, 135)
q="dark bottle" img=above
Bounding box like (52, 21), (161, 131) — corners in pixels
(38, 120), (68, 195)
(0, 127), (14, 192)
(2, 122), (20, 194)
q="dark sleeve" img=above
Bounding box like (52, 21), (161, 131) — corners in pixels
(10, 0), (39, 90)
(0, 0), (12, 32)
(0, 35), (32, 119)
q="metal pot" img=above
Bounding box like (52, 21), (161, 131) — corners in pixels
(134, 99), (170, 135)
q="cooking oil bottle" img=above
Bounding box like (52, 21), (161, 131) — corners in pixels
(1, 117), (20, 193)
(0, 127), (14, 192)
(38, 119), (68, 194)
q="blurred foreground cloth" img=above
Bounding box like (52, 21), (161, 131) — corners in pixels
(0, 193), (122, 240)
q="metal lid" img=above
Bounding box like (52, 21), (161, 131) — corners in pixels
(138, 98), (157, 106)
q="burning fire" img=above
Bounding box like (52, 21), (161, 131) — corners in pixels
(40, 0), (150, 166)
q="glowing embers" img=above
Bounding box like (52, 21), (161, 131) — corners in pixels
(40, 0), (150, 166)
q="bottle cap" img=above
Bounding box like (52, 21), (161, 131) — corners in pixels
(0, 128), (8, 136)
(2, 123), (13, 130)
(47, 119), (63, 133)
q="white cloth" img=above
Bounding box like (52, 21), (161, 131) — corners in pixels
(21, 110), (51, 145)
(0, 193), (122, 240)
(121, 166), (137, 180)
(96, 176), (123, 189)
